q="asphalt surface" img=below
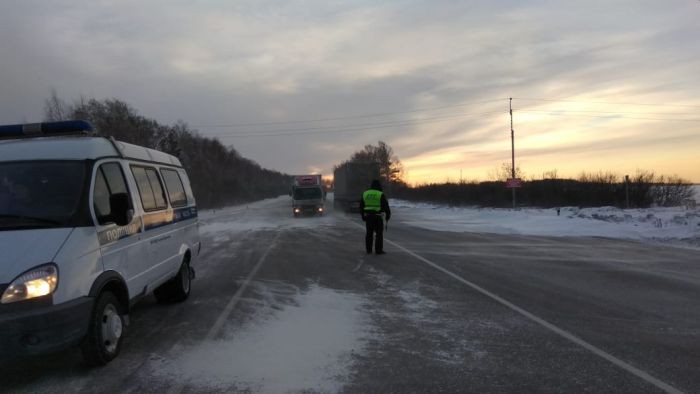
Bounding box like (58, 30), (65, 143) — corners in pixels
(2, 197), (700, 393)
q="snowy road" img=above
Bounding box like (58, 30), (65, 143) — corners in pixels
(3, 196), (700, 393)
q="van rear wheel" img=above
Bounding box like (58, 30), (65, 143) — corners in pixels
(81, 291), (124, 366)
(154, 260), (191, 304)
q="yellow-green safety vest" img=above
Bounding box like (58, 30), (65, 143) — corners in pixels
(363, 189), (383, 212)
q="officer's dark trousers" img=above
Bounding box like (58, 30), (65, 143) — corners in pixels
(365, 214), (383, 253)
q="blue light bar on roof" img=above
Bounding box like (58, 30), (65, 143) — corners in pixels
(0, 120), (94, 138)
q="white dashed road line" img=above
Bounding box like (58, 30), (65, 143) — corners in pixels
(169, 232), (280, 393)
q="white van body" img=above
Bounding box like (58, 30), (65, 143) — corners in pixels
(0, 130), (200, 365)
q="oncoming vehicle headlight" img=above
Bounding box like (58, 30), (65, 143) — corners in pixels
(1, 264), (58, 304)
(318, 207), (324, 212)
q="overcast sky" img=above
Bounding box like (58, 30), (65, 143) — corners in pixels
(1, 0), (698, 183)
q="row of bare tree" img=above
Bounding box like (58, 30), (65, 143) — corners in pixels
(396, 170), (695, 208)
(337, 141), (694, 208)
(45, 93), (290, 208)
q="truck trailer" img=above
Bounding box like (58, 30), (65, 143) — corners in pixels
(333, 163), (380, 212)
(291, 174), (325, 216)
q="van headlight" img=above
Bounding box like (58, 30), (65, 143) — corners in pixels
(1, 264), (58, 304)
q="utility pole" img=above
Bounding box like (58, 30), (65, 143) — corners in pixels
(510, 97), (516, 209)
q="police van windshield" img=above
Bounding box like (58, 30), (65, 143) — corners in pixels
(293, 187), (322, 200)
(0, 161), (86, 229)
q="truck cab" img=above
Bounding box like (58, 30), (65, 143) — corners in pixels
(291, 175), (325, 216)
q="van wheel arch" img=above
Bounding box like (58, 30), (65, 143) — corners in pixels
(89, 271), (130, 315)
(153, 252), (192, 304)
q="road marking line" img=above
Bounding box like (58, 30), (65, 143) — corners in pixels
(169, 233), (279, 394)
(349, 221), (683, 394)
(205, 233), (280, 341)
(352, 257), (365, 272)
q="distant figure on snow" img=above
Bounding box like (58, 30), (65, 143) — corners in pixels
(360, 179), (391, 255)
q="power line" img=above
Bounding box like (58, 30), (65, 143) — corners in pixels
(515, 110), (700, 123)
(512, 97), (700, 109)
(192, 98), (505, 128)
(192, 96), (699, 139)
(215, 110), (506, 138)
(514, 108), (698, 117)
(209, 110), (505, 136)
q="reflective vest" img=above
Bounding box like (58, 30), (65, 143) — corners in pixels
(363, 189), (383, 212)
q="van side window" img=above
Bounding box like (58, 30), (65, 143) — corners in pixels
(146, 168), (168, 208)
(93, 162), (131, 225)
(160, 169), (187, 207)
(131, 165), (167, 211)
(93, 170), (111, 221)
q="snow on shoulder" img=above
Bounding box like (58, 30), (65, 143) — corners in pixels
(152, 284), (369, 392)
(393, 199), (700, 248)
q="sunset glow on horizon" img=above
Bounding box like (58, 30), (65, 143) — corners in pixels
(398, 96), (700, 185)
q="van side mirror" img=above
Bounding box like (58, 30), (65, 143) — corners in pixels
(109, 193), (133, 226)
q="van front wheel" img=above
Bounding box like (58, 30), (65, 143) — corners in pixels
(81, 291), (124, 366)
(154, 260), (191, 304)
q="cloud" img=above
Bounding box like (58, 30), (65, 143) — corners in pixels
(0, 0), (698, 182)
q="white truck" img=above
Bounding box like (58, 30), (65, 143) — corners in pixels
(333, 163), (380, 212)
(291, 175), (325, 216)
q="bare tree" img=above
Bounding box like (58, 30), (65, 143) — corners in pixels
(542, 169), (558, 180)
(651, 175), (694, 207)
(345, 141), (404, 184)
(488, 162), (524, 181)
(43, 88), (70, 121)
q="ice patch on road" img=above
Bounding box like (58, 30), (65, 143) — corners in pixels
(365, 268), (492, 366)
(154, 285), (368, 392)
(198, 196), (339, 237)
(198, 196), (288, 221)
(396, 285), (439, 317)
(394, 199), (700, 248)
(199, 219), (277, 235)
(200, 214), (338, 236)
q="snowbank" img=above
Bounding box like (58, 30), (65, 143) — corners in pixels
(153, 285), (369, 392)
(394, 199), (700, 248)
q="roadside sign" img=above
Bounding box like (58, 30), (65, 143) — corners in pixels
(506, 178), (522, 188)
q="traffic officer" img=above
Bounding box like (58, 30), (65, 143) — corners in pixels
(360, 179), (391, 255)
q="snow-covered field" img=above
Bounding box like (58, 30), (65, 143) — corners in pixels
(394, 196), (700, 249)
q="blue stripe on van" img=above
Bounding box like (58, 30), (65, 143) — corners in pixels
(98, 206), (197, 246)
(143, 206), (198, 231)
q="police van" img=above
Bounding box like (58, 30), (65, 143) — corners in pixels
(0, 120), (201, 366)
